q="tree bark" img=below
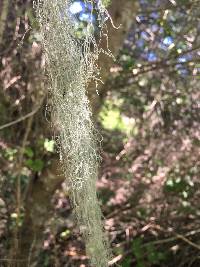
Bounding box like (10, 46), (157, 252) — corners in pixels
(88, 0), (138, 112)
(0, 0), (9, 46)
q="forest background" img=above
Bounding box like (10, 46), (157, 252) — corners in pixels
(0, 0), (200, 266)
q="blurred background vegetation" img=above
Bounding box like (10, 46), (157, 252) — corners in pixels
(0, 0), (200, 266)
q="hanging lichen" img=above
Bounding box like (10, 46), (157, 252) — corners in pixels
(34, 0), (111, 266)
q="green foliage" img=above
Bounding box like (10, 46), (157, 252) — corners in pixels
(100, 99), (137, 136)
(165, 177), (189, 194)
(136, 207), (148, 219)
(4, 148), (17, 161)
(98, 188), (115, 205)
(60, 229), (71, 239)
(24, 147), (34, 158)
(120, 54), (135, 70)
(121, 257), (131, 267)
(146, 244), (166, 264)
(26, 7), (39, 29)
(38, 252), (51, 267)
(102, 0), (112, 7)
(23, 138), (54, 172)
(132, 238), (145, 267)
(10, 212), (24, 227)
(25, 159), (44, 172)
(132, 237), (166, 267)
(164, 173), (194, 199)
(100, 107), (125, 131)
(44, 138), (55, 152)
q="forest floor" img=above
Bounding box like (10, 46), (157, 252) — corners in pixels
(36, 125), (200, 267)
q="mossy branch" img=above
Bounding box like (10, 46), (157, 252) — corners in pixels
(35, 0), (111, 266)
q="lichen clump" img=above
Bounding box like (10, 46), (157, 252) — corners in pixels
(34, 0), (110, 266)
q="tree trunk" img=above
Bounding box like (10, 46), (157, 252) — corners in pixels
(88, 0), (138, 112)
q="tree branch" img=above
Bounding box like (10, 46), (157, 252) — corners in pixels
(0, 103), (43, 131)
(0, 0), (9, 46)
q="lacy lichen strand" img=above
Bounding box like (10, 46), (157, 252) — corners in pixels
(34, 0), (110, 266)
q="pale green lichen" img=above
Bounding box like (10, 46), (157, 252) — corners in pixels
(34, 0), (111, 266)
(102, 0), (112, 8)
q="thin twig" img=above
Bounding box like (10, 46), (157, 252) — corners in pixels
(175, 233), (200, 251)
(8, 95), (45, 265)
(142, 229), (200, 248)
(0, 259), (27, 262)
(27, 235), (36, 267)
(0, 103), (42, 131)
(109, 228), (200, 265)
(10, 112), (35, 266)
(138, 0), (200, 15)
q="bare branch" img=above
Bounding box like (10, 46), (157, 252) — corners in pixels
(0, 0), (9, 46)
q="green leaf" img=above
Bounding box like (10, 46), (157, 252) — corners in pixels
(132, 237), (143, 260)
(32, 159), (44, 172)
(121, 257), (131, 267)
(4, 148), (17, 161)
(146, 244), (158, 264)
(24, 147), (34, 158)
(146, 244), (166, 264)
(25, 159), (44, 172)
(165, 177), (190, 195)
(60, 229), (70, 239)
(136, 263), (145, 267)
(44, 138), (55, 152)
